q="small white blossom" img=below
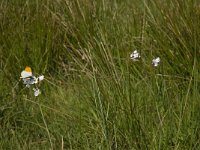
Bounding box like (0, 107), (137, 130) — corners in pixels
(26, 84), (30, 88)
(38, 75), (44, 81)
(152, 57), (160, 67)
(33, 88), (41, 97)
(130, 50), (140, 61)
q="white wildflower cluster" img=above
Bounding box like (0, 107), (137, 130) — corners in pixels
(20, 66), (44, 96)
(33, 88), (41, 97)
(130, 50), (160, 67)
(152, 57), (160, 67)
(130, 50), (141, 61)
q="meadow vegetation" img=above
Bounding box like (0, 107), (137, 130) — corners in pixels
(0, 0), (200, 149)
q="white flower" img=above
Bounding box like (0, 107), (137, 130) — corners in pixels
(152, 57), (160, 67)
(33, 88), (41, 97)
(26, 84), (31, 88)
(130, 50), (140, 61)
(38, 75), (44, 81)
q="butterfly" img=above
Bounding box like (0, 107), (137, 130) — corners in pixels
(20, 66), (37, 86)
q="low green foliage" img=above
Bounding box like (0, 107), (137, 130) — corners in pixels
(0, 0), (200, 149)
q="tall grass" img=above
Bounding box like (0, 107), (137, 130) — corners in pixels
(0, 0), (200, 149)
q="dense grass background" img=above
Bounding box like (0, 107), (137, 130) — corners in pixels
(1, 0), (200, 149)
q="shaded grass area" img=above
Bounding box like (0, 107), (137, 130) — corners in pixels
(1, 0), (200, 149)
